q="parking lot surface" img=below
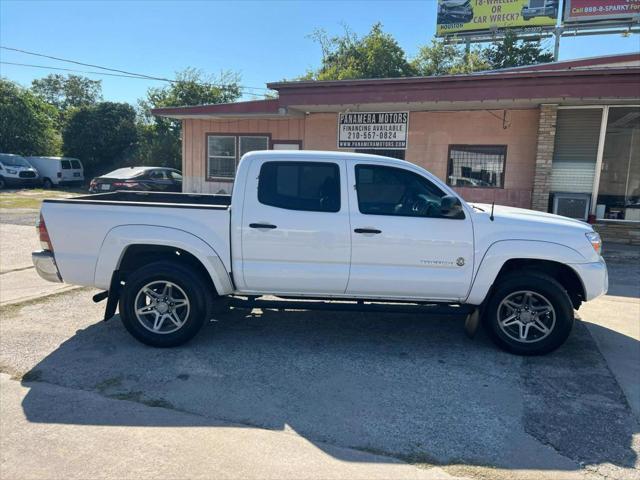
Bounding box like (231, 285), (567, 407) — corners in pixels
(0, 210), (638, 479)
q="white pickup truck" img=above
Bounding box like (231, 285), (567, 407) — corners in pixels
(33, 151), (608, 355)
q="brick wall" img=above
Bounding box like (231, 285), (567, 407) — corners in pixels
(531, 104), (558, 212)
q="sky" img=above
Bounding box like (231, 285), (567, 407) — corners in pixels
(1, 0), (639, 104)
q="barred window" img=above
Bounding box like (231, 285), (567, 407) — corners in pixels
(447, 145), (506, 188)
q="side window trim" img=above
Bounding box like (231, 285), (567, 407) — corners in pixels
(258, 160), (342, 213)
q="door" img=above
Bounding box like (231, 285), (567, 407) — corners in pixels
(168, 170), (183, 192)
(240, 158), (351, 294)
(69, 159), (84, 181)
(347, 163), (474, 301)
(60, 159), (74, 183)
(146, 169), (174, 191)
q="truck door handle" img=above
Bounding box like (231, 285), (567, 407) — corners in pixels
(354, 228), (382, 234)
(249, 223), (277, 229)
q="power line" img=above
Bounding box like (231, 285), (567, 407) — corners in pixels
(0, 60), (267, 98)
(0, 45), (271, 92)
(0, 61), (159, 80)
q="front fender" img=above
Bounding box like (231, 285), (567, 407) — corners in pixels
(93, 225), (233, 295)
(465, 240), (587, 305)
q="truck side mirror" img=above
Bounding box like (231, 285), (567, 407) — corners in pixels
(440, 195), (464, 218)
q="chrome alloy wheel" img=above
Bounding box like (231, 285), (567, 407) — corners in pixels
(497, 290), (556, 344)
(134, 281), (190, 334)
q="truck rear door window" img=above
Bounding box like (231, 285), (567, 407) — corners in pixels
(61, 160), (71, 169)
(258, 161), (340, 212)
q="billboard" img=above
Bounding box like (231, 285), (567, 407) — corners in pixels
(338, 112), (409, 149)
(564, 0), (640, 23)
(436, 0), (560, 36)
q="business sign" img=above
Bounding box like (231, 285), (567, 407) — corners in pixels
(338, 112), (409, 149)
(436, 0), (560, 36)
(564, 0), (640, 23)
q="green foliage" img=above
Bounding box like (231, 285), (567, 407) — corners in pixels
(304, 23), (416, 80)
(0, 78), (60, 155)
(137, 68), (241, 168)
(412, 39), (489, 76)
(62, 102), (138, 176)
(302, 24), (553, 80)
(31, 74), (102, 112)
(483, 31), (554, 69)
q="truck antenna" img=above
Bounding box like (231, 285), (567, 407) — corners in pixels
(490, 201), (495, 221)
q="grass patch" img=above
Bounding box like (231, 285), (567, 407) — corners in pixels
(0, 188), (82, 210)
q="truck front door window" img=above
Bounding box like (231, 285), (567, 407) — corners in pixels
(356, 164), (453, 219)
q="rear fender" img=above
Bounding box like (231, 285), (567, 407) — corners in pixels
(466, 240), (586, 305)
(94, 225), (233, 295)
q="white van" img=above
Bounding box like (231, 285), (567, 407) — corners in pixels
(26, 156), (84, 188)
(0, 154), (40, 189)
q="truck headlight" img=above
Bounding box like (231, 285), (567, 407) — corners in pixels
(586, 231), (602, 255)
(6, 169), (16, 174)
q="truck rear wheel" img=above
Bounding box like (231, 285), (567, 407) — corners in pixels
(119, 261), (207, 347)
(483, 271), (574, 355)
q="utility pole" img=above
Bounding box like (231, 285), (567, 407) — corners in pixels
(553, 26), (563, 61)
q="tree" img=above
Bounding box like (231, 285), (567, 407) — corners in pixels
(412, 39), (489, 76)
(31, 74), (102, 112)
(304, 23), (416, 80)
(483, 31), (554, 70)
(0, 79), (60, 155)
(138, 68), (242, 168)
(63, 102), (138, 176)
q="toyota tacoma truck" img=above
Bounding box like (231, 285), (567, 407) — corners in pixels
(32, 151), (608, 355)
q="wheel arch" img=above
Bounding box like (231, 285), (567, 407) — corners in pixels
(467, 240), (587, 308)
(94, 225), (234, 296)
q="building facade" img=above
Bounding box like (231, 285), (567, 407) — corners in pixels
(153, 53), (640, 244)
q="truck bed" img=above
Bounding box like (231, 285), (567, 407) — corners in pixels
(40, 190), (232, 289)
(44, 191), (231, 208)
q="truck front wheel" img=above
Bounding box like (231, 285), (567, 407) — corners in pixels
(483, 271), (574, 355)
(119, 261), (208, 347)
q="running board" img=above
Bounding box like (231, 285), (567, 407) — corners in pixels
(227, 296), (474, 315)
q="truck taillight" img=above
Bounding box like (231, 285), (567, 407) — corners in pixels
(37, 213), (54, 252)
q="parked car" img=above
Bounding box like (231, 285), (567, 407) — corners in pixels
(448, 176), (492, 187)
(89, 166), (182, 193)
(26, 156), (84, 189)
(522, 0), (558, 20)
(33, 151), (607, 355)
(0, 153), (40, 189)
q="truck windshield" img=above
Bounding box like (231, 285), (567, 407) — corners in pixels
(0, 156), (30, 167)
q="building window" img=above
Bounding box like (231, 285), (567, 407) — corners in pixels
(258, 161), (341, 212)
(447, 145), (506, 188)
(207, 134), (269, 180)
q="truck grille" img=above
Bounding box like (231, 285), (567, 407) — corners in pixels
(19, 171), (36, 178)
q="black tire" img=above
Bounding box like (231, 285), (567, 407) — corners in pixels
(42, 178), (53, 189)
(119, 261), (208, 347)
(483, 271), (574, 355)
(0, 176), (5, 190)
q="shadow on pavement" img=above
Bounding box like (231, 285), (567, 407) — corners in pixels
(20, 307), (638, 471)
